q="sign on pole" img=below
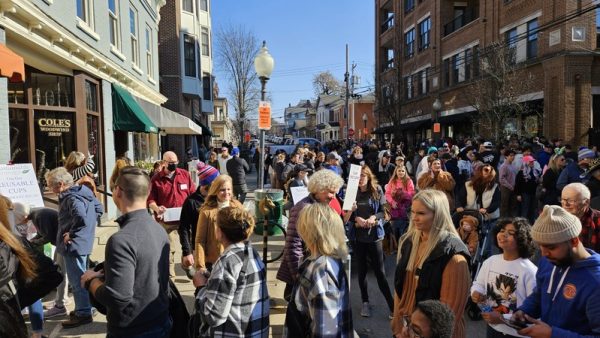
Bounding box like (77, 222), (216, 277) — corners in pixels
(0, 164), (44, 208)
(258, 101), (271, 130)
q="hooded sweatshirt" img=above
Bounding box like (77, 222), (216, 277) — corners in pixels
(518, 251), (600, 338)
(57, 184), (103, 255)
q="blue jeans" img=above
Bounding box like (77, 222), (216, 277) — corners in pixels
(391, 218), (408, 239)
(28, 299), (44, 332)
(481, 219), (498, 260)
(64, 253), (92, 316)
(520, 193), (537, 224)
(107, 317), (172, 338)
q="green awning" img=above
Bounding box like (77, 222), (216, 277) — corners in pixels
(198, 121), (213, 136)
(112, 84), (158, 133)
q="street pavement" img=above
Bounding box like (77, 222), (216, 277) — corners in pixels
(30, 167), (486, 337)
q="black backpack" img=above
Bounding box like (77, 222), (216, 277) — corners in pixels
(16, 239), (63, 308)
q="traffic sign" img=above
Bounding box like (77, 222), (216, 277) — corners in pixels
(258, 101), (271, 130)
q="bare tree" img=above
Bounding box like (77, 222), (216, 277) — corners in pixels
(463, 43), (536, 140)
(312, 71), (342, 96)
(215, 25), (261, 145)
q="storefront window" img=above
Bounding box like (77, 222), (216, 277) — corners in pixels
(132, 132), (159, 163)
(85, 81), (98, 112)
(34, 110), (76, 171)
(87, 115), (102, 184)
(30, 73), (74, 107)
(8, 108), (29, 163)
(7, 82), (27, 104)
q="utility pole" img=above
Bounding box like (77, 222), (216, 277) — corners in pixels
(344, 44), (350, 142)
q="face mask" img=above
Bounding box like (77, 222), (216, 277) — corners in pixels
(167, 163), (177, 172)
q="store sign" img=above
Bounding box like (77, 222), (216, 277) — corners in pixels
(37, 118), (72, 137)
(0, 163), (44, 208)
(258, 101), (271, 130)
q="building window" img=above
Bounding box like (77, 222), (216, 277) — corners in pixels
(596, 7), (600, 48)
(473, 46), (480, 77)
(201, 27), (210, 56)
(184, 34), (196, 77)
(452, 55), (460, 84)
(108, 0), (120, 50)
(419, 68), (428, 95)
(404, 76), (413, 99)
(465, 48), (472, 81)
(85, 81), (98, 112)
(203, 74), (212, 100)
(146, 26), (154, 78)
(404, 28), (415, 59)
(200, 0), (208, 11)
(381, 10), (394, 34)
(182, 0), (193, 13)
(527, 19), (538, 59)
(129, 6), (139, 67)
(506, 27), (517, 64)
(418, 17), (431, 51)
(76, 0), (95, 30)
(404, 0), (415, 13)
(383, 48), (394, 71)
(443, 59), (450, 88)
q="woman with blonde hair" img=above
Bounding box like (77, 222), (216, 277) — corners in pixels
(285, 203), (352, 337)
(350, 165), (394, 318)
(195, 175), (243, 271)
(392, 189), (470, 338)
(207, 151), (219, 171)
(109, 158), (129, 191)
(64, 151), (95, 182)
(386, 165), (415, 238)
(540, 153), (566, 206)
(314, 151), (326, 170)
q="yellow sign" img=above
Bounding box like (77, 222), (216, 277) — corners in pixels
(258, 101), (271, 130)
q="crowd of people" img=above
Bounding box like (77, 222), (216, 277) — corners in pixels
(1, 133), (599, 338)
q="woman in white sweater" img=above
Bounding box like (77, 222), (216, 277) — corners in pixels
(471, 218), (537, 338)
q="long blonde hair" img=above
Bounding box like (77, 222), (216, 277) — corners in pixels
(204, 175), (234, 208)
(297, 203), (348, 260)
(64, 151), (86, 172)
(398, 189), (460, 272)
(0, 196), (37, 281)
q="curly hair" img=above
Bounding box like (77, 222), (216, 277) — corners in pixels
(360, 165), (380, 200)
(470, 164), (496, 193)
(493, 217), (537, 258)
(414, 300), (455, 338)
(307, 169), (344, 195)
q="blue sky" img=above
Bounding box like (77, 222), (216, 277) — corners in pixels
(211, 0), (375, 122)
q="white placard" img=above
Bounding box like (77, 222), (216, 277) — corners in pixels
(163, 207), (182, 222)
(343, 164), (362, 211)
(0, 163), (44, 208)
(290, 186), (309, 205)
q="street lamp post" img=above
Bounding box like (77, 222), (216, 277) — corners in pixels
(362, 113), (368, 141)
(254, 41), (274, 190)
(432, 97), (442, 141)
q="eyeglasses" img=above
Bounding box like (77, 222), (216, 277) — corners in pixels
(402, 315), (423, 338)
(561, 198), (583, 205)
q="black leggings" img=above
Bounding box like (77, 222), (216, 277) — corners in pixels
(354, 240), (394, 312)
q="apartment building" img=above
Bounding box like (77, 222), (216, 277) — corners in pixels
(211, 94), (236, 147)
(158, 0), (213, 159)
(0, 0), (178, 218)
(284, 99), (314, 138)
(375, 0), (600, 146)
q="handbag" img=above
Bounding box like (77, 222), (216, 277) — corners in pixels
(16, 239), (63, 309)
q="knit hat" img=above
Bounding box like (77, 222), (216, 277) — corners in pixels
(531, 205), (582, 244)
(578, 147), (596, 161)
(231, 147), (240, 156)
(460, 215), (479, 230)
(427, 146), (438, 155)
(197, 162), (219, 186)
(12, 202), (30, 222)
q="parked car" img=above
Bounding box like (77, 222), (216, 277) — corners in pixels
(268, 138), (321, 155)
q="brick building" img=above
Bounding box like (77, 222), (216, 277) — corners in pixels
(158, 0), (213, 159)
(375, 0), (600, 147)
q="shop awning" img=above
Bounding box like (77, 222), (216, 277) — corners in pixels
(135, 98), (202, 135)
(373, 125), (395, 134)
(112, 84), (158, 133)
(0, 44), (25, 82)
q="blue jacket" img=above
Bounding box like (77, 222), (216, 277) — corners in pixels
(518, 251), (600, 338)
(556, 162), (585, 191)
(57, 185), (103, 256)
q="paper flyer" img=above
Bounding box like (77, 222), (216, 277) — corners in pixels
(343, 164), (362, 211)
(163, 207), (182, 222)
(290, 186), (309, 205)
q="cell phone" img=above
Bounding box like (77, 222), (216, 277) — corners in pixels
(502, 317), (528, 330)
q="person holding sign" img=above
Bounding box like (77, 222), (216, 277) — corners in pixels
(348, 165), (394, 318)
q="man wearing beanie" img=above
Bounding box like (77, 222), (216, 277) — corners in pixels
(556, 147), (596, 191)
(178, 162), (219, 276)
(512, 205), (600, 338)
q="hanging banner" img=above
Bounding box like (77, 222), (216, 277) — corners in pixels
(0, 163), (44, 208)
(258, 101), (271, 130)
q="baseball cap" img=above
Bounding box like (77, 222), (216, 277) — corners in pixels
(326, 152), (339, 161)
(483, 141), (493, 149)
(293, 163), (313, 174)
(231, 147), (240, 156)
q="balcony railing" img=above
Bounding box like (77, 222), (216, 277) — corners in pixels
(381, 15), (394, 34)
(443, 7), (479, 36)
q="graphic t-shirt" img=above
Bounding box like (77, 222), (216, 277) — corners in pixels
(471, 254), (537, 335)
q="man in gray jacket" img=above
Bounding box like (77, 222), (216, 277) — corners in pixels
(226, 147), (250, 203)
(82, 167), (170, 337)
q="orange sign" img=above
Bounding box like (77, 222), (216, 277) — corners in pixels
(433, 123), (441, 133)
(258, 101), (271, 130)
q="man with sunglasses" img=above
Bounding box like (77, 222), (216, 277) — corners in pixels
(561, 183), (600, 252)
(147, 151), (195, 278)
(217, 146), (232, 175)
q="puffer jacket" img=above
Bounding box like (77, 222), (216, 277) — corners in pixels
(276, 195), (317, 285)
(57, 184), (103, 255)
(0, 241), (27, 338)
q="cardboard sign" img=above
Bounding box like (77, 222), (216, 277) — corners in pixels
(342, 164), (362, 211)
(258, 101), (271, 130)
(0, 163), (44, 208)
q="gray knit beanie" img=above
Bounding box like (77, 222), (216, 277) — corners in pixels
(531, 205), (582, 244)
